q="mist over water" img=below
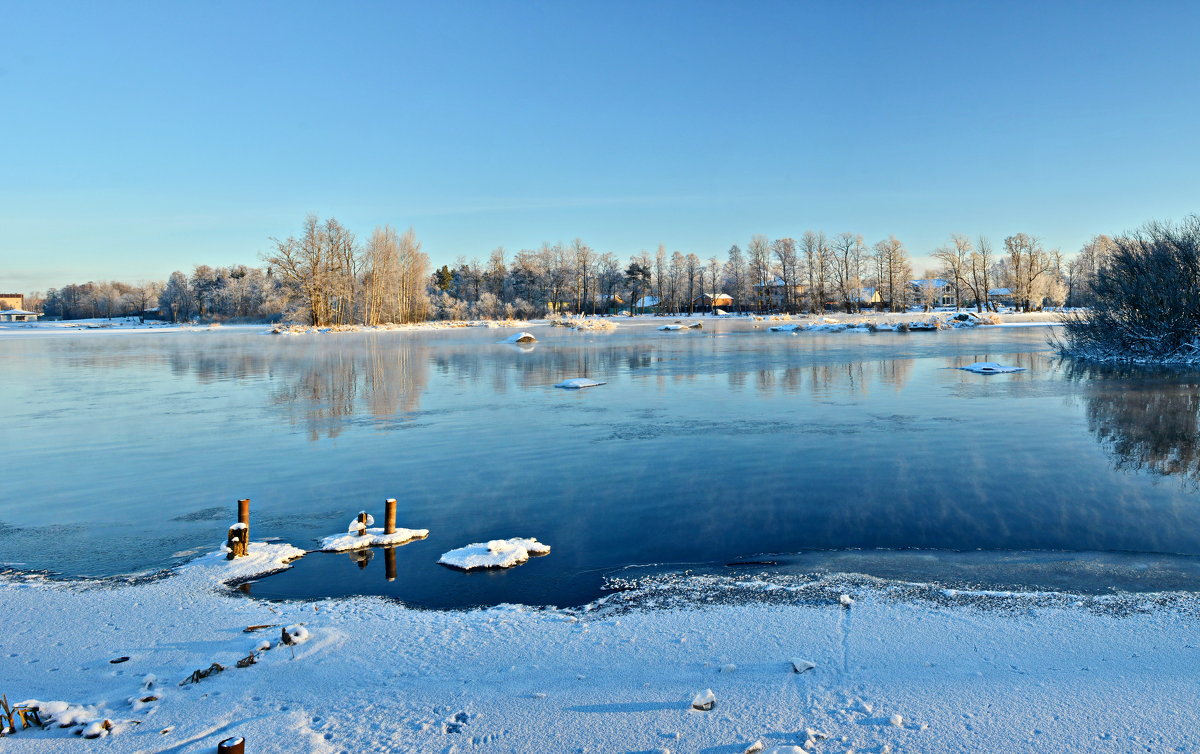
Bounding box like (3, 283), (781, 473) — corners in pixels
(3, 323), (1200, 607)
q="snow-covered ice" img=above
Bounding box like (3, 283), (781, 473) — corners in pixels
(320, 522), (429, 552)
(555, 378), (606, 389)
(3, 557), (1200, 752)
(438, 537), (551, 570)
(959, 361), (1026, 374)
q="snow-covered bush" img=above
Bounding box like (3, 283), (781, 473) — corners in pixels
(1058, 216), (1200, 363)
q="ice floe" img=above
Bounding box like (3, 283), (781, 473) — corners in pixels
(438, 537), (551, 570)
(959, 362), (1026, 374)
(555, 378), (606, 389)
(501, 332), (537, 343)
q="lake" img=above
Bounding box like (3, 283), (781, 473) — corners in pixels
(4, 321), (1200, 608)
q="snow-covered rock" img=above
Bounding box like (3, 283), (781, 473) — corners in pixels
(320, 526), (429, 552)
(555, 378), (606, 389)
(658, 324), (684, 331)
(959, 361), (1026, 374)
(501, 332), (537, 344)
(691, 688), (716, 711)
(438, 537), (551, 570)
(791, 657), (816, 673)
(839, 594), (855, 608)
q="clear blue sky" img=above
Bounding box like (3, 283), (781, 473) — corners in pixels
(4, 0), (1199, 290)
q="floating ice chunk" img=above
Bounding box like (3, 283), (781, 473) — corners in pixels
(321, 527), (429, 552)
(791, 657), (817, 673)
(691, 688), (716, 711)
(502, 332), (537, 343)
(768, 324), (802, 332)
(658, 324), (684, 330)
(959, 361), (1026, 374)
(439, 537), (551, 570)
(555, 378), (607, 389)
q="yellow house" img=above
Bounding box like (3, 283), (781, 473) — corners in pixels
(0, 293), (23, 310)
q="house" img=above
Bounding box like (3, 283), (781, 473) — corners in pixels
(633, 295), (660, 313)
(910, 279), (956, 308)
(988, 287), (1014, 307)
(0, 293), (24, 310)
(0, 308), (39, 322)
(751, 277), (806, 310)
(692, 292), (733, 312)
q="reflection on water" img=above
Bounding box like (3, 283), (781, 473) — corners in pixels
(1070, 361), (1200, 484)
(4, 324), (1200, 606)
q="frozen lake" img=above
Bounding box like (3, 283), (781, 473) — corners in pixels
(4, 321), (1200, 607)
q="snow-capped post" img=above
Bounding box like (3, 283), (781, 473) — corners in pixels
(226, 498), (251, 559)
(217, 736), (245, 754)
(384, 498), (397, 535)
(384, 546), (397, 582)
(356, 511), (369, 536)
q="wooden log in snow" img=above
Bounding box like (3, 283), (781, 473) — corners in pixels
(384, 498), (397, 535)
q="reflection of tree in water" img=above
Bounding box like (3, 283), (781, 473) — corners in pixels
(1070, 361), (1200, 483)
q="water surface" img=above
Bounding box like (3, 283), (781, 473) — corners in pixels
(3, 322), (1199, 607)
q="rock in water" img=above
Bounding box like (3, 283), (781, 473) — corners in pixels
(691, 688), (716, 711)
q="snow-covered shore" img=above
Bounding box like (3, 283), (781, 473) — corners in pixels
(1, 545), (1196, 753)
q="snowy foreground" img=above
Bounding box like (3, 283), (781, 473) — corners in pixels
(2, 544), (1198, 753)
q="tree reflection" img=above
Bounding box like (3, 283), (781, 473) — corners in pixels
(1070, 362), (1200, 483)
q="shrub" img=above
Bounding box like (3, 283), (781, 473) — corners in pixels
(1058, 216), (1200, 363)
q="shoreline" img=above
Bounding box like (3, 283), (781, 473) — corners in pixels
(1, 544), (1197, 752)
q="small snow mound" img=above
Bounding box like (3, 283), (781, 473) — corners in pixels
(282, 624), (310, 645)
(439, 537), (551, 570)
(890, 713), (904, 727)
(959, 361), (1026, 374)
(790, 657), (816, 673)
(839, 594), (855, 608)
(691, 688), (716, 711)
(502, 332), (537, 344)
(555, 378), (606, 389)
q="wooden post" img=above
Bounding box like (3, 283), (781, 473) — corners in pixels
(384, 546), (396, 582)
(356, 511), (369, 536)
(237, 499), (250, 544)
(384, 498), (397, 535)
(226, 524), (248, 559)
(217, 737), (245, 754)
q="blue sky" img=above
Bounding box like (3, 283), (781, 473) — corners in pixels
(3, 0), (1199, 290)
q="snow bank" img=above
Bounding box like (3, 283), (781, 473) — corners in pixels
(320, 526), (429, 552)
(555, 378), (606, 389)
(959, 362), (1026, 374)
(438, 537), (551, 570)
(3, 567), (1200, 752)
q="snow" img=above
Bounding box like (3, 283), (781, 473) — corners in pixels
(501, 332), (537, 343)
(658, 324), (685, 330)
(790, 657), (816, 673)
(959, 361), (1027, 374)
(438, 537), (551, 570)
(320, 526), (429, 552)
(555, 378), (606, 389)
(3, 559), (1200, 752)
(691, 688), (716, 711)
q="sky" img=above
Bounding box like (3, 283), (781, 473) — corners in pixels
(3, 0), (1199, 291)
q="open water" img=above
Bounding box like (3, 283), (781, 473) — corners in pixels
(3, 321), (1200, 607)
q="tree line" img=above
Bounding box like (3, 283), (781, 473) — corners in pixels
(33, 216), (1090, 323)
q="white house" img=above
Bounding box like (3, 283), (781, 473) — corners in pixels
(0, 309), (40, 322)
